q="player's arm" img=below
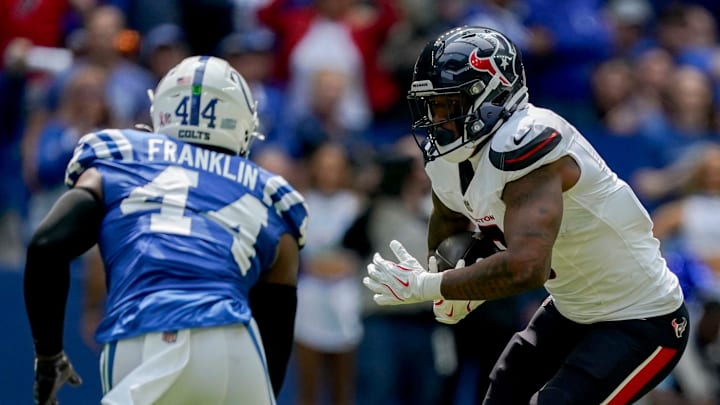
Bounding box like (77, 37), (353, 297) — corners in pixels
(440, 156), (578, 300)
(24, 168), (104, 403)
(428, 191), (472, 256)
(24, 168), (104, 355)
(248, 232), (299, 396)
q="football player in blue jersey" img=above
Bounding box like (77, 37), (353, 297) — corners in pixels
(363, 27), (690, 403)
(24, 56), (308, 405)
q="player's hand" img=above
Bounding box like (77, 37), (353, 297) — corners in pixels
(34, 351), (83, 405)
(363, 240), (443, 305)
(429, 256), (485, 324)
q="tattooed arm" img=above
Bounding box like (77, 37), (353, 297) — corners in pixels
(440, 156), (579, 300)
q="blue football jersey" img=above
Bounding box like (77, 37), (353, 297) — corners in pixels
(65, 129), (308, 343)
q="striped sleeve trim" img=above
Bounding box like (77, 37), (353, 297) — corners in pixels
(262, 175), (308, 247)
(489, 127), (562, 171)
(64, 129), (134, 187)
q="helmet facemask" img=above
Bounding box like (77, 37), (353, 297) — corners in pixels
(409, 86), (473, 162)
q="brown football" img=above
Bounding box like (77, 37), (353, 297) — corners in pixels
(434, 231), (501, 271)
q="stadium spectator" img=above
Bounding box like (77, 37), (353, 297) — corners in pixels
(293, 142), (364, 405)
(139, 23), (189, 83)
(218, 28), (289, 157)
(257, 0), (401, 124)
(24, 64), (113, 233)
(521, 0), (614, 121)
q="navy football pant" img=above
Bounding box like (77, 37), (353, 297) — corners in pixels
(483, 299), (689, 405)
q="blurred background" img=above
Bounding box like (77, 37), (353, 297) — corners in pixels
(2, 0), (720, 404)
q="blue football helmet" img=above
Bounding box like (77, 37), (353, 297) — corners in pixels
(408, 26), (528, 162)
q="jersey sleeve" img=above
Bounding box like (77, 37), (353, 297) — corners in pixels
(65, 129), (136, 188)
(488, 120), (574, 184)
(262, 175), (308, 248)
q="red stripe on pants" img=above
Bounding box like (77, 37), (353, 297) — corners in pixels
(603, 346), (677, 405)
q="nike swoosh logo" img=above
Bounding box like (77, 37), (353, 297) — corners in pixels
(392, 275), (409, 287)
(513, 128), (531, 145)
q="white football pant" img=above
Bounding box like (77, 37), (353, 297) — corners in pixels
(99, 321), (275, 405)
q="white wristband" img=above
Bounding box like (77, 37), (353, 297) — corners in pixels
(419, 271), (444, 301)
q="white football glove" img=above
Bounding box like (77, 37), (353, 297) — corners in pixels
(429, 256), (485, 325)
(363, 240), (443, 305)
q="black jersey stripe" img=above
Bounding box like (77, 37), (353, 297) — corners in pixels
(459, 159), (475, 195)
(489, 127), (562, 171)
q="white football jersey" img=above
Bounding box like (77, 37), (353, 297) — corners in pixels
(426, 103), (683, 323)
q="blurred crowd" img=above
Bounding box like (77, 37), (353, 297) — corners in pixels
(3, 0), (720, 403)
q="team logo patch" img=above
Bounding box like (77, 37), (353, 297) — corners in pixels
(159, 112), (172, 126)
(671, 317), (687, 338)
(162, 331), (178, 343)
(469, 50), (509, 85)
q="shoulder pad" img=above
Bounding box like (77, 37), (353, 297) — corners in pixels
(65, 129), (135, 187)
(489, 127), (562, 171)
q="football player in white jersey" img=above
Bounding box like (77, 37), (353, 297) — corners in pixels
(24, 56), (308, 405)
(363, 26), (689, 404)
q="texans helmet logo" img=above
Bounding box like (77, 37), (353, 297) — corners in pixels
(468, 33), (518, 87)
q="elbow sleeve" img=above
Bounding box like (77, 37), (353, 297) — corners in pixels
(24, 187), (104, 355)
(249, 283), (297, 396)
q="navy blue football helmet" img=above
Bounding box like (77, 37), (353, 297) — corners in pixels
(408, 26), (528, 162)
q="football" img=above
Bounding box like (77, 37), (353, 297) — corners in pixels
(434, 230), (501, 271)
